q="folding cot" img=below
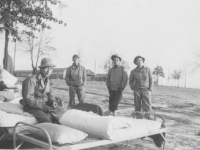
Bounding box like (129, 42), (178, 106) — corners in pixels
(13, 103), (166, 150)
(0, 97), (37, 143)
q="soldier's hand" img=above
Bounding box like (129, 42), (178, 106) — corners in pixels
(52, 101), (58, 109)
(43, 105), (57, 113)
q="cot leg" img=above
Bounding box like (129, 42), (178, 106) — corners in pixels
(14, 141), (24, 150)
(160, 133), (166, 150)
(162, 141), (165, 150)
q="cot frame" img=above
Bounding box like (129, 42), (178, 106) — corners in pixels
(13, 122), (166, 150)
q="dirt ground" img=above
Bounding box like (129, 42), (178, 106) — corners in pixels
(1, 79), (200, 150)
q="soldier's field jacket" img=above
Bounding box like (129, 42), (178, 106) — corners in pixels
(129, 66), (153, 91)
(22, 74), (55, 110)
(65, 63), (86, 87)
(106, 66), (128, 90)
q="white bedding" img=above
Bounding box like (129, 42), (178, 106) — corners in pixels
(0, 110), (38, 127)
(0, 98), (38, 127)
(60, 109), (162, 140)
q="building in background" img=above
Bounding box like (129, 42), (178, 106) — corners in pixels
(14, 68), (95, 81)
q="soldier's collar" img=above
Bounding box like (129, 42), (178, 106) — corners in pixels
(114, 65), (120, 68)
(136, 66), (145, 71)
(37, 73), (49, 81)
(72, 63), (80, 68)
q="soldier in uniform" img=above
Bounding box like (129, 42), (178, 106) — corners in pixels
(65, 55), (86, 109)
(105, 54), (128, 116)
(129, 56), (153, 113)
(22, 58), (60, 123)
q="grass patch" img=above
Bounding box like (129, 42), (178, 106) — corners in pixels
(169, 103), (195, 109)
(159, 114), (191, 125)
(197, 131), (200, 136)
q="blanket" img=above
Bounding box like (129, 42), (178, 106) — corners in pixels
(60, 109), (161, 140)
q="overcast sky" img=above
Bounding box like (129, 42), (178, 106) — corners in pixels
(1, 0), (200, 88)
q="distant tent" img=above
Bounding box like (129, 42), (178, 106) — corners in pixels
(3, 54), (14, 75)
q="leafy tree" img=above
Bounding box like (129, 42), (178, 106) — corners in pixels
(153, 66), (165, 86)
(121, 60), (130, 71)
(171, 70), (181, 87)
(0, 0), (66, 71)
(20, 31), (56, 74)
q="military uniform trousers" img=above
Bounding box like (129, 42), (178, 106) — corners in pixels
(24, 105), (59, 124)
(134, 89), (152, 112)
(69, 85), (85, 107)
(108, 89), (122, 112)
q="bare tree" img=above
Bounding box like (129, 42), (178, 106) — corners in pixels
(101, 55), (130, 73)
(20, 31), (56, 74)
(101, 57), (113, 73)
(192, 53), (200, 72)
(183, 63), (189, 88)
(77, 48), (85, 64)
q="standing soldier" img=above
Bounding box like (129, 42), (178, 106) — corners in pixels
(129, 56), (153, 113)
(65, 54), (86, 109)
(105, 54), (128, 116)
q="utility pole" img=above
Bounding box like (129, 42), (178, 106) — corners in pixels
(13, 38), (17, 72)
(94, 60), (96, 74)
(157, 62), (159, 86)
(167, 65), (170, 86)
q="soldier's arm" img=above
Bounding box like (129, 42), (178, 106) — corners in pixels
(120, 68), (128, 90)
(129, 71), (135, 91)
(148, 68), (153, 91)
(106, 69), (111, 89)
(82, 67), (86, 86)
(65, 67), (71, 86)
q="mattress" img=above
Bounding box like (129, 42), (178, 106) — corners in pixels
(0, 109), (38, 127)
(0, 97), (38, 127)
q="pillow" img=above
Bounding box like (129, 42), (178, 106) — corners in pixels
(0, 69), (18, 85)
(27, 123), (88, 144)
(0, 90), (20, 101)
(0, 102), (32, 117)
(0, 95), (5, 102)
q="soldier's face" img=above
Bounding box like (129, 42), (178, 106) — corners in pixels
(136, 58), (144, 67)
(113, 57), (120, 66)
(40, 66), (53, 77)
(73, 57), (79, 64)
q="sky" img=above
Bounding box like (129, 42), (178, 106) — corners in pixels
(1, 0), (200, 88)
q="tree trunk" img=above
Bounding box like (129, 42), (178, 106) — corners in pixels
(157, 74), (159, 86)
(3, 29), (10, 70)
(35, 41), (41, 69)
(184, 72), (186, 88)
(3, 0), (12, 72)
(32, 67), (37, 75)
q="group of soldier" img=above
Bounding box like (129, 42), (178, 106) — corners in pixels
(21, 54), (153, 123)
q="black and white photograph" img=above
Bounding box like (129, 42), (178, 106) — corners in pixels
(0, 0), (200, 149)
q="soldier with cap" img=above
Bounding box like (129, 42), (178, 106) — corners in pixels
(22, 58), (60, 123)
(129, 56), (153, 113)
(105, 54), (128, 116)
(65, 54), (86, 109)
